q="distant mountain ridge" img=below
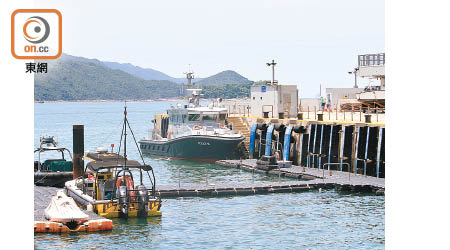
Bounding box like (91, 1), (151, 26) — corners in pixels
(34, 59), (180, 101)
(59, 53), (202, 83)
(34, 53), (253, 101)
(196, 70), (251, 86)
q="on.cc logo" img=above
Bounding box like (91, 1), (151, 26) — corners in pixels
(23, 16), (50, 44)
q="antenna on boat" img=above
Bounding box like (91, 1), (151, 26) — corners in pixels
(181, 65), (195, 96)
(123, 102), (127, 169)
(116, 102), (150, 186)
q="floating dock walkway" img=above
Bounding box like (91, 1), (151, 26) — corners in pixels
(154, 159), (384, 198)
(34, 186), (113, 233)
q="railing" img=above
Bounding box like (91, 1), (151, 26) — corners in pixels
(358, 53), (385, 67)
(354, 158), (373, 177)
(322, 163), (351, 181)
(298, 105), (385, 123)
(306, 153), (325, 170)
(304, 155), (355, 181)
(226, 104), (251, 117)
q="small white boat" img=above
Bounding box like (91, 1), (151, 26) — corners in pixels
(44, 190), (89, 224)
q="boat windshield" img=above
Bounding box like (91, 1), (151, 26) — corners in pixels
(202, 114), (218, 122)
(188, 113), (200, 121)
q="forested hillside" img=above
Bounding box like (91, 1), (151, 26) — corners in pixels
(34, 60), (180, 101)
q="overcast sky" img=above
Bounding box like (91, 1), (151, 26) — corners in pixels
(36, 0), (384, 97)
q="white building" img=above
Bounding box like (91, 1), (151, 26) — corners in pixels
(250, 83), (298, 119)
(356, 53), (385, 106)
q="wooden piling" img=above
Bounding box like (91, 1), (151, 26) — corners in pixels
(73, 125), (84, 179)
(338, 127), (344, 171)
(351, 127), (358, 174)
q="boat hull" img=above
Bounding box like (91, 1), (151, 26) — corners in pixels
(65, 179), (162, 218)
(139, 135), (245, 162)
(34, 172), (73, 187)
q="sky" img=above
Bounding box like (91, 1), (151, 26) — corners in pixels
(35, 0), (384, 97)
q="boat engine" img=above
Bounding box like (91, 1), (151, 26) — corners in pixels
(136, 185), (149, 217)
(116, 186), (129, 217)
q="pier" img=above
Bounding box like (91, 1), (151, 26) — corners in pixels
(153, 159), (384, 198)
(225, 117), (385, 179)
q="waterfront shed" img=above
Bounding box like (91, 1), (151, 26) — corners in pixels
(250, 83), (298, 119)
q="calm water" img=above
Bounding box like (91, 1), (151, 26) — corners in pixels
(34, 101), (384, 250)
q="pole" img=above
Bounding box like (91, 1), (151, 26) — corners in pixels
(272, 61), (275, 84)
(267, 60), (277, 85)
(335, 105), (338, 121)
(376, 107), (379, 122)
(360, 107), (362, 121)
(351, 105), (354, 121)
(73, 125), (84, 179)
(124, 105), (127, 167)
(314, 106), (316, 120)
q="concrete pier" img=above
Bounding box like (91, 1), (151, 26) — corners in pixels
(228, 116), (385, 178)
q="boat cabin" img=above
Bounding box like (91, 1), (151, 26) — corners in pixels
(167, 106), (228, 125)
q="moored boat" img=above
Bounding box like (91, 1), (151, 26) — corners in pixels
(65, 105), (162, 218)
(34, 136), (73, 187)
(139, 71), (246, 162)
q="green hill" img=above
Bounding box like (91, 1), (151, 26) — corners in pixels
(201, 82), (252, 99)
(60, 53), (203, 83)
(34, 59), (180, 101)
(34, 54), (254, 101)
(196, 70), (251, 86)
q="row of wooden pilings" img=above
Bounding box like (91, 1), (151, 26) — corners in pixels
(249, 121), (385, 178)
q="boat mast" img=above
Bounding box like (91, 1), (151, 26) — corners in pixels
(121, 102), (148, 185)
(123, 103), (127, 169)
(182, 66), (195, 96)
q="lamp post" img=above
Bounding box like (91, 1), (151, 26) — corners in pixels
(348, 68), (359, 88)
(266, 60), (277, 84)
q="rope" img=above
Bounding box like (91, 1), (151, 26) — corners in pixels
(99, 119), (123, 150)
(34, 173), (49, 184)
(126, 119), (148, 186)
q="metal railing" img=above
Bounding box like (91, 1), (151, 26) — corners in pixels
(304, 155), (354, 181)
(354, 158), (373, 177)
(358, 53), (385, 67)
(306, 153), (327, 170)
(298, 105), (385, 123)
(226, 104), (251, 117)
(322, 162), (350, 181)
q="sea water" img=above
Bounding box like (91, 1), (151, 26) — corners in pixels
(34, 101), (384, 250)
